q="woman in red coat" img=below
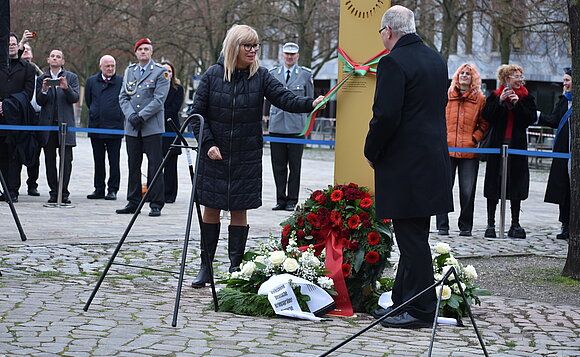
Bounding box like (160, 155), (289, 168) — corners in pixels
(482, 64), (537, 239)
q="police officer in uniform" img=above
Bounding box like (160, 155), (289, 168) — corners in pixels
(116, 38), (170, 217)
(268, 42), (314, 211)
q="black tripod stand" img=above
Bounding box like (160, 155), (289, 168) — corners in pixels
(0, 168), (27, 241)
(319, 266), (489, 356)
(83, 114), (218, 327)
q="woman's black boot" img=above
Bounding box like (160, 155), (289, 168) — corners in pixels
(228, 225), (249, 273)
(191, 222), (220, 288)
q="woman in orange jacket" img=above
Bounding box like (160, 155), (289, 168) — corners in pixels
(436, 63), (488, 236)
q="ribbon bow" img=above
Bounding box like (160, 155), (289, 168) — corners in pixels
(300, 47), (389, 136)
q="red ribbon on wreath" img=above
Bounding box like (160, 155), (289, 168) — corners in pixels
(299, 227), (354, 317)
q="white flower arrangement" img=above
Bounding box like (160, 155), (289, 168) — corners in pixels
(432, 242), (490, 318)
(223, 233), (335, 294)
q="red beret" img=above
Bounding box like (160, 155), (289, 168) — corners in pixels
(134, 38), (152, 52)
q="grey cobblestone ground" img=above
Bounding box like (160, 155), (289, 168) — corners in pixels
(1, 136), (578, 356)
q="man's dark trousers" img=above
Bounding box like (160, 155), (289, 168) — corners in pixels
(90, 137), (122, 194)
(44, 131), (73, 197)
(126, 133), (164, 209)
(270, 133), (304, 207)
(391, 216), (437, 322)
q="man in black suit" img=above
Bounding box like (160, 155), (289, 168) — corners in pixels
(364, 5), (453, 329)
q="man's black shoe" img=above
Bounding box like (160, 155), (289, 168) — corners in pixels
(372, 306), (395, 319)
(27, 188), (40, 196)
(87, 191), (105, 199)
(380, 311), (433, 329)
(484, 226), (496, 238)
(285, 203), (296, 211)
(149, 207), (161, 217)
(556, 232), (569, 240)
(437, 229), (449, 236)
(507, 225), (526, 239)
(116, 205), (138, 214)
(47, 196), (57, 203)
(459, 230), (472, 237)
(104, 192), (117, 200)
(272, 204), (285, 210)
(62, 196), (71, 204)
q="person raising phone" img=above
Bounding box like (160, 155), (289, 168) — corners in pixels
(481, 64), (536, 239)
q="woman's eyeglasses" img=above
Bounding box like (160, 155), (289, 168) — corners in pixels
(241, 43), (260, 52)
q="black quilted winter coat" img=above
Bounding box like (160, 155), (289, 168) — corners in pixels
(191, 58), (314, 211)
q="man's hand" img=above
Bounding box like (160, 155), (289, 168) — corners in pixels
(19, 30), (34, 48)
(42, 77), (50, 92)
(58, 76), (68, 90)
(128, 113), (144, 130)
(207, 146), (223, 160)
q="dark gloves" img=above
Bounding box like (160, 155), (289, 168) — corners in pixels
(128, 113), (145, 131)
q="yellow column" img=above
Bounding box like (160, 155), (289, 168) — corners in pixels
(334, 0), (390, 192)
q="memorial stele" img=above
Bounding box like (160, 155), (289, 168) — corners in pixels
(334, 0), (390, 192)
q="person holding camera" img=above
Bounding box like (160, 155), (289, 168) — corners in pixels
(189, 24), (323, 288)
(36, 49), (80, 204)
(482, 64), (536, 239)
(117, 38), (169, 217)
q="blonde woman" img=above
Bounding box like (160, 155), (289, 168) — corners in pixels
(190, 24), (323, 287)
(436, 64), (488, 237)
(482, 64), (537, 238)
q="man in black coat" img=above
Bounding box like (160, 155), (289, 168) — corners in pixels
(364, 5), (453, 329)
(85, 55), (124, 201)
(539, 68), (573, 240)
(0, 32), (35, 202)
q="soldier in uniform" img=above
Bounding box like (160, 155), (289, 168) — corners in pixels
(268, 42), (314, 211)
(116, 38), (170, 217)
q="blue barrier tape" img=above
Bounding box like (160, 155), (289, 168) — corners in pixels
(0, 124), (570, 157)
(264, 136), (335, 146)
(449, 147), (500, 154)
(0, 124), (195, 138)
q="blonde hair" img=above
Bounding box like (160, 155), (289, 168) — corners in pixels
(450, 63), (482, 94)
(222, 24), (260, 82)
(497, 64), (524, 85)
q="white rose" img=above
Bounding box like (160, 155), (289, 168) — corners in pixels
(436, 285), (452, 300)
(240, 261), (256, 277)
(269, 251), (286, 266)
(317, 276), (334, 290)
(445, 257), (459, 267)
(231, 271), (241, 279)
(254, 255), (266, 265)
(442, 265), (456, 281)
(434, 242), (451, 255)
(283, 258), (299, 272)
(452, 282), (467, 294)
(464, 265), (478, 281)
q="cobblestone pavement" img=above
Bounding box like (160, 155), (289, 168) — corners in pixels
(1, 136), (578, 356)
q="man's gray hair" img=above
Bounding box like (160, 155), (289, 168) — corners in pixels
(381, 5), (416, 37)
(99, 54), (116, 66)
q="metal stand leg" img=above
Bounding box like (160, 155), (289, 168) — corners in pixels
(83, 115), (207, 327)
(499, 144), (508, 239)
(44, 123), (74, 209)
(0, 168), (26, 241)
(319, 267), (489, 357)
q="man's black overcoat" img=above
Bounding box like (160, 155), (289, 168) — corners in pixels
(364, 34), (453, 219)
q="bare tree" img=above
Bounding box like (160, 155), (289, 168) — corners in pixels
(564, 0), (580, 280)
